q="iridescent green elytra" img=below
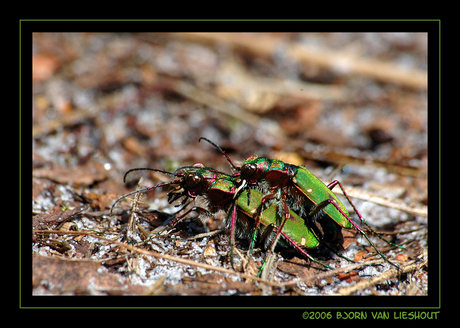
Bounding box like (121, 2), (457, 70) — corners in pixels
(235, 187), (321, 249)
(238, 156), (403, 270)
(240, 156), (353, 230)
(228, 182), (341, 269)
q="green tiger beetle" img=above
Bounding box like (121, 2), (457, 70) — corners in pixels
(198, 137), (405, 271)
(110, 163), (239, 240)
(111, 161), (334, 270)
(111, 162), (273, 269)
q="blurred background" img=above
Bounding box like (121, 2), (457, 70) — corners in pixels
(32, 32), (428, 295)
(33, 32), (427, 210)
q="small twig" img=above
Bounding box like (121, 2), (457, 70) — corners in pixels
(173, 80), (261, 127)
(233, 247), (249, 271)
(338, 248), (428, 295)
(126, 178), (144, 241)
(261, 252), (279, 282)
(187, 229), (224, 240)
(32, 229), (278, 287)
(34, 228), (423, 293)
(324, 182), (427, 217)
(143, 275), (166, 295)
(298, 146), (425, 178)
(278, 259), (385, 288)
(80, 209), (113, 217)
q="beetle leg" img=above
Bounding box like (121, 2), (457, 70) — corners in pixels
(306, 198), (401, 271)
(246, 191), (278, 268)
(129, 205), (210, 244)
(229, 203), (238, 270)
(327, 180), (405, 250)
(266, 194), (290, 253)
(278, 229), (332, 270)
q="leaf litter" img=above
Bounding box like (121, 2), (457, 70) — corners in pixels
(32, 32), (428, 296)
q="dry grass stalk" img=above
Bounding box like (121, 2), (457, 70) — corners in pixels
(338, 248), (428, 295)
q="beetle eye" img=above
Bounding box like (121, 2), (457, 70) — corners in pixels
(242, 163), (257, 178)
(185, 172), (202, 188)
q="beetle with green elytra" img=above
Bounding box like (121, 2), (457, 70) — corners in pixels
(110, 159), (338, 270)
(232, 183), (354, 270)
(199, 137), (405, 271)
(110, 163), (239, 240)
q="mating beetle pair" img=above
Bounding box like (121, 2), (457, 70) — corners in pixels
(111, 137), (403, 271)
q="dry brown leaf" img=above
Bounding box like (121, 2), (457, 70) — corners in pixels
(33, 162), (109, 186)
(354, 249), (368, 262)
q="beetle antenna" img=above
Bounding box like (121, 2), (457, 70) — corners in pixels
(172, 164), (230, 177)
(123, 168), (175, 183)
(199, 137), (240, 171)
(110, 180), (180, 215)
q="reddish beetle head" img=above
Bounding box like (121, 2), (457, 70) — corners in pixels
(240, 156), (269, 185)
